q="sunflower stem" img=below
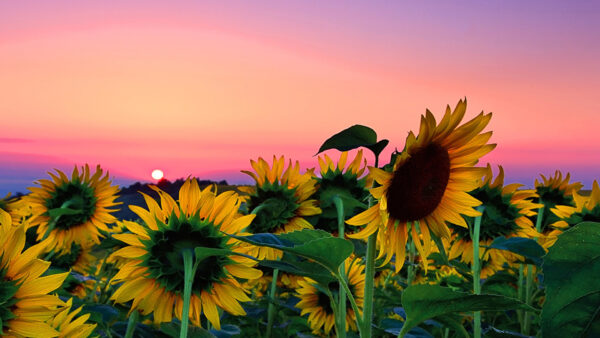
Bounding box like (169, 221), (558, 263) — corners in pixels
(333, 196), (347, 338)
(336, 271), (364, 335)
(523, 204), (544, 334)
(180, 250), (195, 338)
(124, 309), (139, 338)
(471, 206), (484, 338)
(328, 289), (343, 337)
(430, 231), (449, 265)
(266, 268), (279, 338)
(517, 264), (525, 329)
(361, 154), (379, 338)
(85, 252), (109, 303)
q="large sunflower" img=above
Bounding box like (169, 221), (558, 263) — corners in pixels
(551, 180), (600, 229)
(239, 156), (321, 259)
(447, 165), (541, 274)
(313, 150), (370, 235)
(110, 179), (262, 330)
(25, 165), (120, 252)
(295, 257), (365, 335)
(347, 99), (495, 271)
(0, 211), (69, 337)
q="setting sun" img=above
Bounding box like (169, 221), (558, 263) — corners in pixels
(151, 169), (164, 180)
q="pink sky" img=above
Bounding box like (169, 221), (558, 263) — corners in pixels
(2, 1), (599, 194)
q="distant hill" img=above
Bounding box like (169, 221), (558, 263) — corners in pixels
(115, 178), (241, 221)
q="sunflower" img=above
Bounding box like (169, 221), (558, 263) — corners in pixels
(0, 213), (69, 337)
(239, 156), (321, 260)
(447, 165), (541, 273)
(551, 180), (600, 228)
(48, 298), (96, 338)
(0, 195), (32, 226)
(110, 179), (262, 330)
(347, 99), (495, 271)
(534, 171), (582, 229)
(313, 150), (370, 235)
(244, 269), (300, 299)
(373, 267), (391, 288)
(295, 258), (365, 336)
(25, 164), (120, 252)
(48, 240), (96, 275)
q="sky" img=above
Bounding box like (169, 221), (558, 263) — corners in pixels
(1, 0), (599, 195)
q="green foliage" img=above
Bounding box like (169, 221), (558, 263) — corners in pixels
(316, 124), (389, 157)
(231, 229), (354, 277)
(399, 285), (533, 336)
(487, 236), (545, 266)
(541, 221), (600, 337)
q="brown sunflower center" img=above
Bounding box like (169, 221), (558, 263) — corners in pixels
(386, 143), (450, 222)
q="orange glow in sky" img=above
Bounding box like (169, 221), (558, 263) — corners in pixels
(1, 1), (599, 193)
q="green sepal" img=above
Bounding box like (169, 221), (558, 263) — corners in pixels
(47, 206), (84, 219)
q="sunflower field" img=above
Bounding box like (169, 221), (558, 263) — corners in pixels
(1, 99), (599, 338)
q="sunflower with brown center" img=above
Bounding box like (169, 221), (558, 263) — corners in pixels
(313, 150), (370, 235)
(447, 165), (541, 275)
(239, 156), (321, 260)
(25, 165), (120, 252)
(347, 99), (495, 271)
(295, 258), (365, 336)
(110, 179), (262, 330)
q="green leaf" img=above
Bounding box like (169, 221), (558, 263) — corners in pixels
(230, 229), (353, 274)
(365, 139), (389, 157)
(400, 285), (533, 336)
(316, 125), (378, 155)
(486, 236), (545, 266)
(541, 221), (600, 338)
(434, 315), (470, 338)
(258, 254), (337, 285)
(81, 304), (119, 323)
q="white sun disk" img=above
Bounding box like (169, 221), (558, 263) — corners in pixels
(151, 169), (164, 180)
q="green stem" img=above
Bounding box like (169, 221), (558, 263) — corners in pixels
(328, 289), (343, 337)
(360, 154), (380, 337)
(523, 264), (534, 334)
(336, 272), (364, 334)
(431, 231), (449, 265)
(517, 264), (525, 329)
(85, 253), (109, 303)
(180, 250), (195, 338)
(124, 310), (139, 338)
(362, 233), (376, 337)
(523, 204), (544, 334)
(333, 196), (347, 338)
(265, 268), (279, 338)
(471, 206), (484, 338)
